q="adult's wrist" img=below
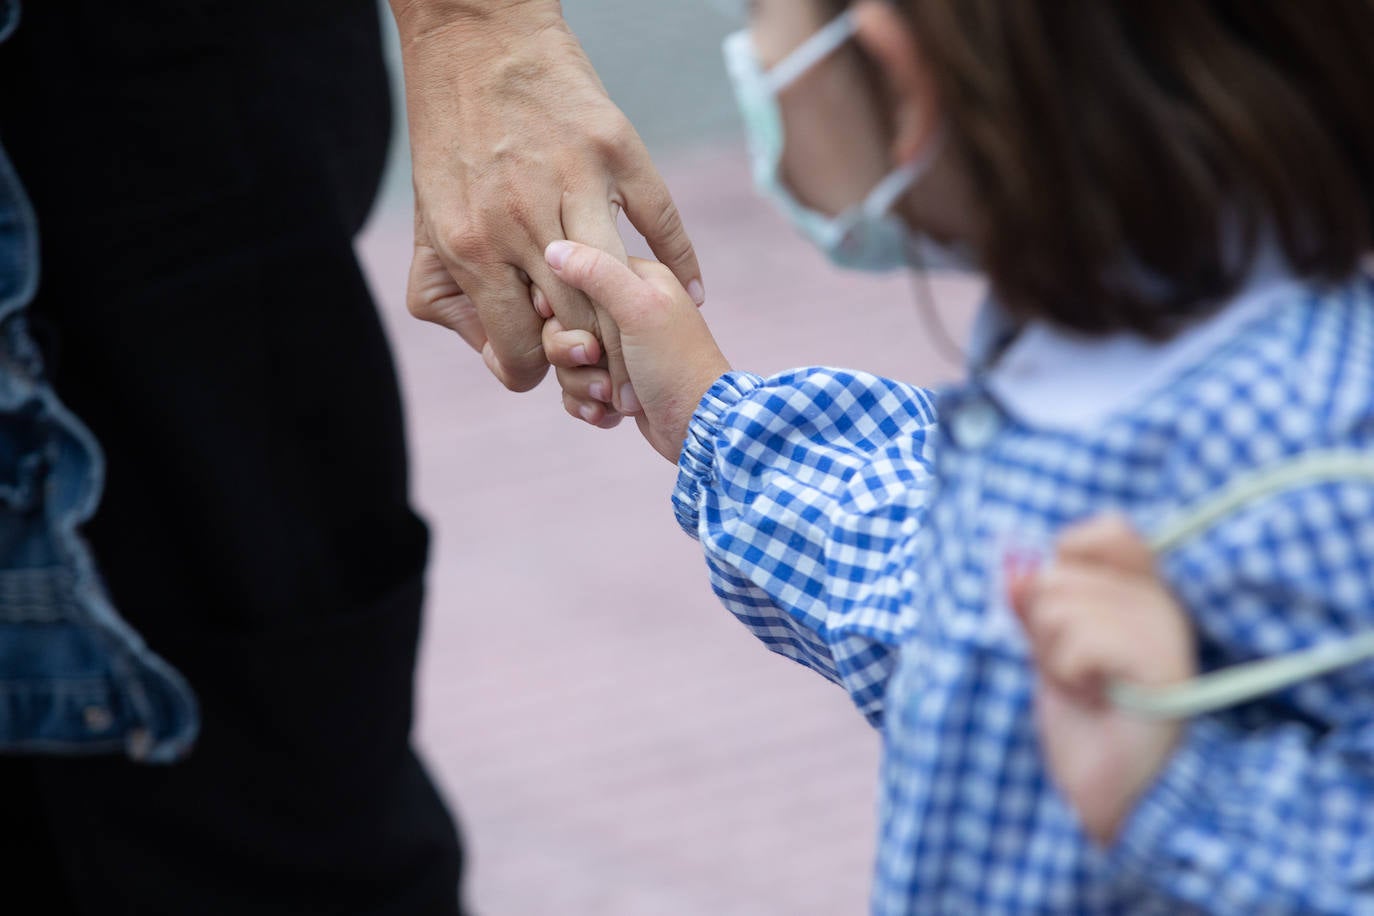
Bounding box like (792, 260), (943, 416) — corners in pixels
(388, 0), (562, 42)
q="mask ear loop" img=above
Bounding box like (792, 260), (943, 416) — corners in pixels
(907, 255), (968, 370)
(901, 130), (969, 372)
(761, 10), (860, 94)
(1109, 451), (1374, 719)
(757, 8), (964, 370)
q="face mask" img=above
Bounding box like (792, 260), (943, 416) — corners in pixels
(723, 12), (963, 273)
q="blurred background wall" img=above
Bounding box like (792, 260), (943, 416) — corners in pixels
(359, 3), (981, 913)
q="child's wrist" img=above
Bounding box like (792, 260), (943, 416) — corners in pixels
(1106, 720), (1219, 868)
(671, 370), (764, 531)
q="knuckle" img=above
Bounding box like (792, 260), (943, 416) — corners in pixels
(643, 260), (677, 284)
(406, 288), (437, 322)
(648, 276), (684, 307)
(626, 176), (693, 266)
(442, 222), (492, 263)
(500, 352), (550, 393)
(649, 203), (692, 260)
(588, 113), (637, 161)
(646, 288), (675, 316)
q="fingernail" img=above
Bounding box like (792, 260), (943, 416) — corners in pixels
(571, 344), (589, 365)
(545, 240), (574, 271)
(619, 383), (641, 415)
(579, 403), (598, 423)
(687, 278), (705, 306)
(590, 380), (609, 402)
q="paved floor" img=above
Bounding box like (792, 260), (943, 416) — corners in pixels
(357, 142), (982, 914)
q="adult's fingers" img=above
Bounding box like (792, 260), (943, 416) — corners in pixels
(406, 227), (488, 353)
(464, 268), (551, 392)
(560, 196), (636, 414)
(417, 207), (550, 391)
(616, 150), (705, 305)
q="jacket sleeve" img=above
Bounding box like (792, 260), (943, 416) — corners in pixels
(671, 368), (939, 727)
(1110, 476), (1374, 912)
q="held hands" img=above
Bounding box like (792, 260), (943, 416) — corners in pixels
(392, 2), (703, 407)
(1008, 516), (1197, 845)
(541, 241), (731, 462)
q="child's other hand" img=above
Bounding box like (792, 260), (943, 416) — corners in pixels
(543, 241), (731, 462)
(1008, 515), (1197, 846)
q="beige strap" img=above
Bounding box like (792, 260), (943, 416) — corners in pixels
(1109, 451), (1374, 719)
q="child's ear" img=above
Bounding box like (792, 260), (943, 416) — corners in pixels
(851, 0), (941, 167)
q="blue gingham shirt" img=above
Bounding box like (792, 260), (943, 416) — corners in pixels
(671, 273), (1374, 914)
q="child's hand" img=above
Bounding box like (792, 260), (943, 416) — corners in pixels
(1008, 515), (1197, 845)
(542, 241), (731, 462)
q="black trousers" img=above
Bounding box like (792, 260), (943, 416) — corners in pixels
(0, 2), (464, 913)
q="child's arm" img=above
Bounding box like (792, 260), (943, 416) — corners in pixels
(1014, 506), (1374, 913)
(544, 241), (940, 726)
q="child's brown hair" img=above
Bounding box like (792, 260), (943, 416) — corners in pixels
(891, 0), (1374, 337)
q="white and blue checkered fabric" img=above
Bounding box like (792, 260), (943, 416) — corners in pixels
(672, 276), (1374, 914)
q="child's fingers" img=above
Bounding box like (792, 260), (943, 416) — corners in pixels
(627, 256), (710, 313)
(555, 364), (614, 406)
(1015, 564), (1136, 679)
(1017, 558), (1194, 693)
(542, 317), (603, 370)
(532, 284), (554, 320)
(1005, 552), (1041, 623)
(546, 241), (662, 330)
(1020, 592), (1124, 694)
(1042, 619), (1119, 694)
(627, 256), (682, 289)
(562, 389), (623, 428)
(1054, 514), (1155, 576)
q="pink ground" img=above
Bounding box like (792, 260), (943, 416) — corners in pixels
(357, 144), (982, 915)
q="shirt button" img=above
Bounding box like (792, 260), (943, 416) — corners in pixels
(950, 400), (1002, 450)
(83, 705), (114, 733)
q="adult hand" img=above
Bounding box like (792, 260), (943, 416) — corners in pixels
(390, 1), (705, 409)
(542, 241), (730, 462)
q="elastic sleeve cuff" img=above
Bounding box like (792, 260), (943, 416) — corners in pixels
(671, 371), (765, 539)
(1108, 719), (1227, 879)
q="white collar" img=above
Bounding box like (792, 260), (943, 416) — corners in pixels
(979, 258), (1305, 432)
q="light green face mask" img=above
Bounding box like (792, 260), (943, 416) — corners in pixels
(1111, 450), (1374, 720)
(721, 12), (965, 272)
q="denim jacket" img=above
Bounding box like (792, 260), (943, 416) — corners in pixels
(0, 0), (197, 762)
